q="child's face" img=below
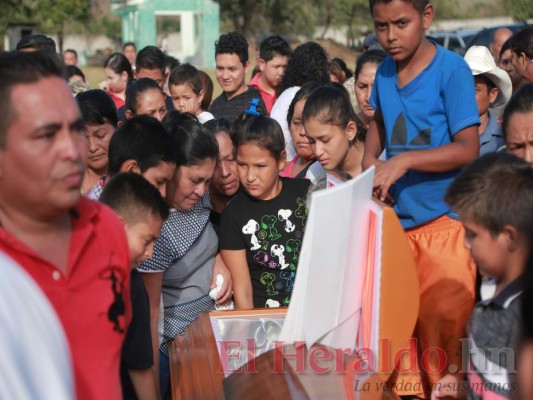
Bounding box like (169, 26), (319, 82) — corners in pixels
(169, 83), (203, 116)
(461, 215), (509, 280)
(259, 55), (289, 89)
(304, 117), (356, 172)
(372, 0), (432, 66)
(215, 53), (249, 97)
(141, 161), (176, 199)
(236, 143), (285, 201)
(125, 215), (164, 269)
(167, 158), (216, 211)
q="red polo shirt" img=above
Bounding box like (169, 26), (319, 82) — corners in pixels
(0, 197), (131, 400)
(249, 73), (277, 115)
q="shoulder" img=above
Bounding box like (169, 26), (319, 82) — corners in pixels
(282, 177), (312, 196)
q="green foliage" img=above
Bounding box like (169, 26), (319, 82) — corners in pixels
(505, 0), (533, 21)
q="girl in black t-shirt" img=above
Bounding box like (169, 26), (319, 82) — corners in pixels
(219, 115), (310, 308)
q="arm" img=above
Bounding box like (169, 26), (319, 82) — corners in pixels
(220, 249), (253, 309)
(129, 368), (159, 400)
(373, 125), (479, 202)
(211, 253), (233, 305)
(140, 272), (164, 396)
(362, 112), (386, 171)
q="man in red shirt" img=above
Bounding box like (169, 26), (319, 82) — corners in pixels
(0, 51), (131, 400)
(249, 34), (291, 115)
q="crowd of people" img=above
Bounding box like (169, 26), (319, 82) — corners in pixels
(1, 0), (533, 399)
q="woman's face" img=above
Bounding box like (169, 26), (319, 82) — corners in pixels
(210, 132), (239, 198)
(85, 122), (115, 173)
(355, 62), (379, 124)
(105, 68), (128, 94)
(289, 99), (314, 160)
(167, 158), (216, 211)
(134, 89), (168, 122)
(304, 117), (356, 172)
(505, 110), (533, 165)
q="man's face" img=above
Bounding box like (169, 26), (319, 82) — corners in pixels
(63, 51), (77, 66)
(259, 55), (288, 90)
(136, 68), (167, 90)
(215, 53), (249, 98)
(0, 77), (87, 217)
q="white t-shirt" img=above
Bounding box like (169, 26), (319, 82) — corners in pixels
(198, 111), (215, 124)
(270, 86), (300, 161)
(0, 252), (74, 400)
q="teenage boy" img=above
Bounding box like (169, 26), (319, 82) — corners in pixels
(101, 172), (170, 400)
(432, 152), (533, 399)
(209, 32), (267, 122)
(464, 46), (512, 155)
(362, 0), (480, 396)
(249, 35), (291, 114)
(86, 115), (177, 200)
(0, 50), (130, 400)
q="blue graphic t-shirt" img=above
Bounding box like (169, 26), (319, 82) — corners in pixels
(219, 178), (310, 308)
(370, 44), (480, 229)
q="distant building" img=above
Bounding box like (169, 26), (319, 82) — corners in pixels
(111, 0), (219, 68)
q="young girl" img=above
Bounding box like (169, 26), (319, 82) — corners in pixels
(168, 63), (214, 124)
(125, 78), (168, 122)
(103, 52), (134, 109)
(302, 84), (365, 182)
(219, 116), (311, 309)
(280, 81), (325, 181)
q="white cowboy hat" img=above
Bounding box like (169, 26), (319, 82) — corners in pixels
(464, 45), (512, 108)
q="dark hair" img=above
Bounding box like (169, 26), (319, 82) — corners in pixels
(101, 172), (169, 224)
(122, 42), (136, 51)
(76, 89), (118, 128)
(125, 78), (164, 115)
(168, 63), (203, 95)
(280, 42), (330, 93)
(66, 65), (86, 82)
(333, 57), (353, 79)
(215, 32), (249, 65)
(502, 83), (533, 138)
(330, 60), (345, 83)
(446, 152), (533, 236)
(204, 118), (232, 139)
(232, 116), (285, 160)
(108, 115), (177, 176)
(259, 34), (291, 62)
(198, 70), (214, 110)
(287, 81), (323, 126)
(509, 26), (533, 60)
(64, 49), (78, 59)
(475, 75), (497, 93)
(163, 111), (219, 167)
(136, 45), (166, 74)
(302, 84), (361, 141)
(104, 52), (134, 81)
(16, 34), (56, 52)
(0, 51), (65, 147)
(368, 0), (429, 15)
(500, 37), (513, 61)
(354, 49), (387, 81)
(165, 55), (180, 71)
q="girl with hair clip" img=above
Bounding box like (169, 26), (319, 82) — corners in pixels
(103, 52), (134, 109)
(280, 81), (325, 181)
(125, 78), (168, 122)
(302, 84), (365, 187)
(219, 115), (311, 309)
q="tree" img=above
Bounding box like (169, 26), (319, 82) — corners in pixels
(33, 0), (91, 53)
(505, 0), (533, 21)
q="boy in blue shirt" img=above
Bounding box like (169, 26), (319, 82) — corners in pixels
(362, 0), (480, 396)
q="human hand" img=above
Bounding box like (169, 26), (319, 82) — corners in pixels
(178, 101), (195, 114)
(98, 80), (109, 91)
(211, 254), (233, 305)
(373, 154), (409, 202)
